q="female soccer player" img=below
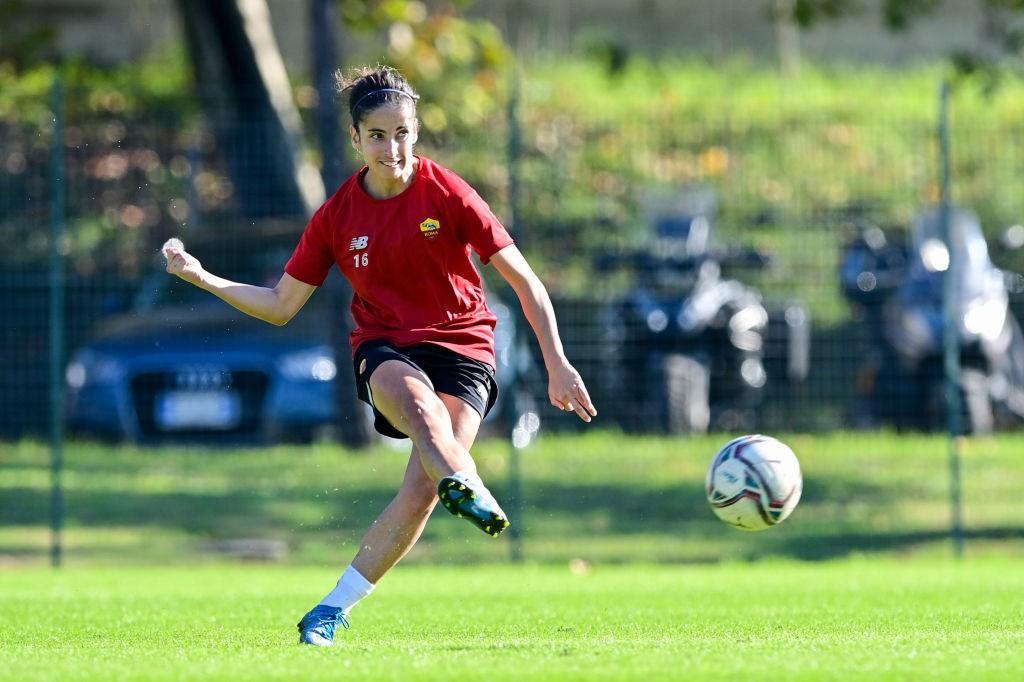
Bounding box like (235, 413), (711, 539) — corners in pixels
(163, 65), (596, 646)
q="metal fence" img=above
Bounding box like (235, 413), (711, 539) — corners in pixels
(2, 75), (1024, 444)
(4, 71), (1024, 567)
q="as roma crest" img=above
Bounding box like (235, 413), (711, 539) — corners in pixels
(419, 217), (441, 240)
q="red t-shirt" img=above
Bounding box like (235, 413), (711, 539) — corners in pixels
(285, 156), (514, 368)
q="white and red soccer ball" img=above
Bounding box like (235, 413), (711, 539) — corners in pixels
(706, 435), (803, 531)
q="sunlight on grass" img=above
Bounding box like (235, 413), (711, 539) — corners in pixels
(3, 432), (1023, 566)
(1, 560), (1023, 681)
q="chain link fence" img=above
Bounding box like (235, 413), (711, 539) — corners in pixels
(2, 70), (1024, 565)
(2, 76), (1024, 443)
(506, 73), (1024, 438)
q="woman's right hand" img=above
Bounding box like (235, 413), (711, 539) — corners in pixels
(162, 238), (204, 286)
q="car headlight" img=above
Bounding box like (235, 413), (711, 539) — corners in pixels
(65, 350), (124, 389)
(278, 346), (337, 382)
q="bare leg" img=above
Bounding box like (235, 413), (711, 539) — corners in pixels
(351, 393), (481, 583)
(296, 393), (483, 646)
(367, 360), (479, 482)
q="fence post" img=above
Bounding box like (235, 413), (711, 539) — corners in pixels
(49, 73), (66, 569)
(938, 80), (964, 559)
(505, 63), (524, 563)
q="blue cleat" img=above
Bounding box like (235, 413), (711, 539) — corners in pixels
(297, 605), (349, 647)
(437, 473), (511, 537)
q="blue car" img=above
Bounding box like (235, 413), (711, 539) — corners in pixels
(65, 275), (344, 444)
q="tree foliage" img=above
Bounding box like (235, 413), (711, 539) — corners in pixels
(783, 0), (949, 30)
(337, 0), (510, 140)
(778, 0), (1024, 82)
(0, 0), (55, 72)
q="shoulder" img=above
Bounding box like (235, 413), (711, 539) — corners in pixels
(304, 171), (365, 242)
(326, 170), (364, 208)
(417, 156), (477, 201)
(313, 170), (363, 222)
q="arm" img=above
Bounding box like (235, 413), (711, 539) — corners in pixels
(163, 242), (317, 326)
(489, 244), (597, 422)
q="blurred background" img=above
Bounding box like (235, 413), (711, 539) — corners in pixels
(3, 0), (1024, 566)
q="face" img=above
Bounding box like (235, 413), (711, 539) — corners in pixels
(350, 102), (419, 185)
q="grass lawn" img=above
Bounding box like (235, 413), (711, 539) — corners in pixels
(3, 432), (1024, 679)
(2, 432), (1024, 565)
(2, 559), (1023, 681)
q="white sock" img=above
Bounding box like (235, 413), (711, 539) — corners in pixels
(452, 469), (483, 486)
(318, 565), (375, 614)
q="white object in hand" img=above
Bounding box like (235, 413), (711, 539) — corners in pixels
(161, 238), (184, 264)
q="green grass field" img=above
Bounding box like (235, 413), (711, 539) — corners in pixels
(3, 432), (1024, 565)
(2, 560), (1023, 681)
(2, 432), (1024, 679)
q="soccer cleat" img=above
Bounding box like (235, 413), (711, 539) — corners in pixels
(297, 605), (350, 647)
(437, 473), (511, 537)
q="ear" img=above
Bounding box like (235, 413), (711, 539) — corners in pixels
(411, 117), (420, 144)
(349, 124), (360, 150)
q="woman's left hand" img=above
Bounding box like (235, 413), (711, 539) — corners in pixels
(548, 362), (597, 423)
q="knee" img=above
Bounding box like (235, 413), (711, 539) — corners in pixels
(401, 395), (450, 440)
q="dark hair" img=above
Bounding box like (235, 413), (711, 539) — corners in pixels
(335, 65), (419, 129)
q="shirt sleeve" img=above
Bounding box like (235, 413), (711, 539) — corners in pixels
(284, 205), (335, 286)
(451, 182), (514, 264)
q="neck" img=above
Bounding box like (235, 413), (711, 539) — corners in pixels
(363, 158), (418, 200)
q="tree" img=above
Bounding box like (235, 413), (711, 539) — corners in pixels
(176, 0), (325, 219)
(336, 0), (510, 144)
(773, 0), (1024, 82)
(777, 0), (941, 31)
(0, 0), (55, 72)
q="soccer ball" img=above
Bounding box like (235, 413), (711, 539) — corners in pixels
(705, 434), (802, 531)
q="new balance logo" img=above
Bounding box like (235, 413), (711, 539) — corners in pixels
(349, 236), (369, 251)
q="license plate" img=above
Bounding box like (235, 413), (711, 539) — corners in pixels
(155, 391), (241, 430)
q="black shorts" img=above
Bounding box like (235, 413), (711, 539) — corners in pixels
(353, 340), (498, 439)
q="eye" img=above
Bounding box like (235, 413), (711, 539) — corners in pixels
(397, 131), (408, 139)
